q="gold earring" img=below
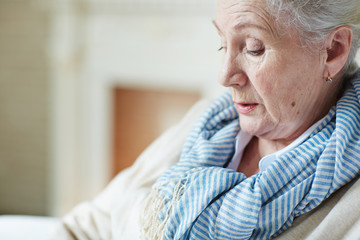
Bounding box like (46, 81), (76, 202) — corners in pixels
(326, 73), (333, 83)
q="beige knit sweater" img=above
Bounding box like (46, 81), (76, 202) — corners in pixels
(54, 100), (360, 240)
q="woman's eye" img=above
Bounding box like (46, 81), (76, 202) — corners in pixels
(245, 47), (265, 56)
(244, 38), (265, 56)
(218, 46), (226, 51)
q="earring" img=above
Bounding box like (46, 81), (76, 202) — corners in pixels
(326, 73), (333, 83)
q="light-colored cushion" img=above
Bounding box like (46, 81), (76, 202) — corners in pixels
(0, 215), (61, 240)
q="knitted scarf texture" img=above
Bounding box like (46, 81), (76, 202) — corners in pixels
(141, 70), (360, 240)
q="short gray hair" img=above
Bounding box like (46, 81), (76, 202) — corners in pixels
(265, 0), (360, 75)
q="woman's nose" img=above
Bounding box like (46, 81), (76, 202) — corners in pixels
(218, 51), (248, 88)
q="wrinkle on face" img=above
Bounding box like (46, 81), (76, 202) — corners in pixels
(217, 0), (280, 39)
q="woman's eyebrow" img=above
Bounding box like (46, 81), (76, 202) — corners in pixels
(234, 19), (279, 38)
(234, 22), (269, 32)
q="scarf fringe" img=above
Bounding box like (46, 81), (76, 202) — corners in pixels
(141, 178), (188, 240)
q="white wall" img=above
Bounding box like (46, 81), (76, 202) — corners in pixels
(49, 0), (223, 216)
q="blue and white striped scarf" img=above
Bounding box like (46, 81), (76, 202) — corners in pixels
(142, 70), (360, 240)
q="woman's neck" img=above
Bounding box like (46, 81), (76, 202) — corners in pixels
(257, 137), (290, 159)
(237, 137), (260, 177)
(237, 136), (290, 177)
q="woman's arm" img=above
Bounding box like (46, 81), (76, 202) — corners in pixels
(54, 99), (212, 240)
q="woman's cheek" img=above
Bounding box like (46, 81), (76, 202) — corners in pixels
(254, 71), (274, 96)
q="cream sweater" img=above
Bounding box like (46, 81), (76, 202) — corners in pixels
(54, 99), (360, 240)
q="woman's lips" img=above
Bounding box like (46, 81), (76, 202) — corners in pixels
(234, 102), (259, 114)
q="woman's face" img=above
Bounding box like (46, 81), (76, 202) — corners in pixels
(215, 0), (335, 142)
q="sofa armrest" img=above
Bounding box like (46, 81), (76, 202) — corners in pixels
(0, 215), (62, 240)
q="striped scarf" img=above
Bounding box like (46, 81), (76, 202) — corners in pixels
(141, 70), (360, 240)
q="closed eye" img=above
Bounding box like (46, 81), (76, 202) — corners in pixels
(245, 48), (265, 56)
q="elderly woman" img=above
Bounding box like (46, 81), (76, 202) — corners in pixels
(54, 0), (360, 239)
(140, 0), (360, 239)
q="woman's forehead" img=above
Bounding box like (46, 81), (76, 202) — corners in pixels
(217, 0), (266, 13)
(216, 0), (279, 38)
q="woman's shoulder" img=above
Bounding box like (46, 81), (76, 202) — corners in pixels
(275, 175), (360, 240)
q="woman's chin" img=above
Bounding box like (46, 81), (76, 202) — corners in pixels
(239, 118), (272, 137)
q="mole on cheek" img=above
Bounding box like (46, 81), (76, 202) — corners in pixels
(291, 101), (296, 107)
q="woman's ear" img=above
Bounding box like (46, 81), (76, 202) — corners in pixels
(323, 26), (353, 78)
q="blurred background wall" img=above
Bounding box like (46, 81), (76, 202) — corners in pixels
(1, 0), (360, 218)
(0, 0), (223, 217)
(0, 0), (50, 216)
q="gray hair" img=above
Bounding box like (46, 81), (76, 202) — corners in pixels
(265, 0), (360, 75)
